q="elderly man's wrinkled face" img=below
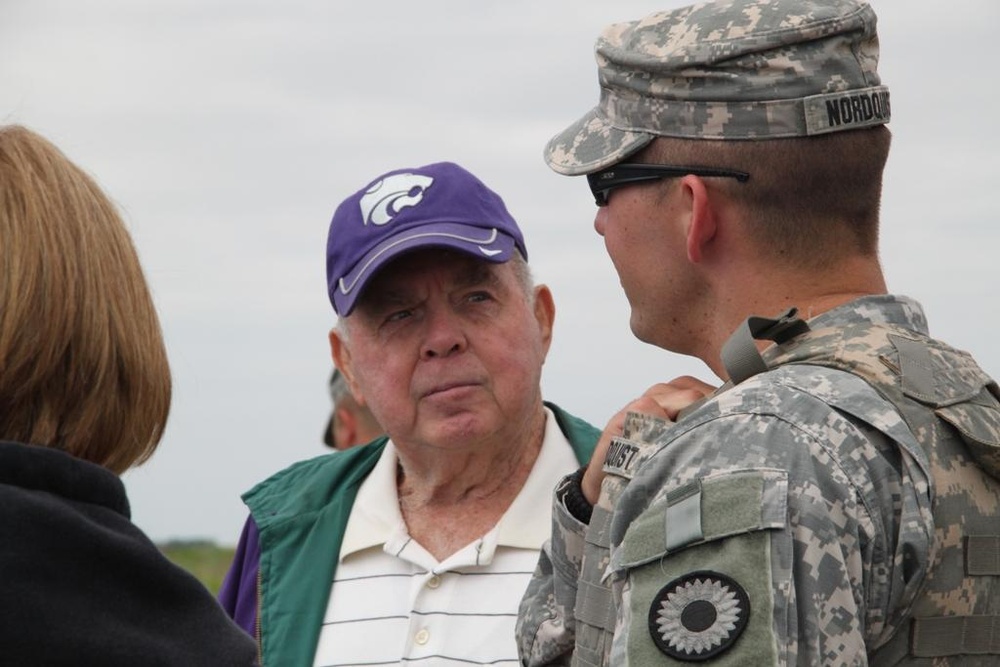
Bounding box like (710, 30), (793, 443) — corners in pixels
(331, 249), (554, 453)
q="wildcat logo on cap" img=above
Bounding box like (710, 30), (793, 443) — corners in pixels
(359, 173), (434, 226)
(325, 161), (529, 317)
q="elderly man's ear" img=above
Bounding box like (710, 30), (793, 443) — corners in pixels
(533, 285), (555, 356)
(329, 329), (361, 401)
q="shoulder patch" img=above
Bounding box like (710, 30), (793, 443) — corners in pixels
(647, 570), (750, 661)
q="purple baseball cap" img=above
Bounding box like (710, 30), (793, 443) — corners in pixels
(326, 161), (528, 316)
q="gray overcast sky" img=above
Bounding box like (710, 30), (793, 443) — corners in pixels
(2, 1), (998, 544)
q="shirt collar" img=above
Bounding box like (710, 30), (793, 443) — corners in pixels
(339, 440), (403, 560)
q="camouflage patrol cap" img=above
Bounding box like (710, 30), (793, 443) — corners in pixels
(546, 0), (891, 176)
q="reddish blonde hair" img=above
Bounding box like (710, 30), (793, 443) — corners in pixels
(0, 125), (171, 473)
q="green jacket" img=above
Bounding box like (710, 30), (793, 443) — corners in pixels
(244, 402), (599, 667)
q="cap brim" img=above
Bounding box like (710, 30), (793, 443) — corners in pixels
(331, 222), (516, 316)
(544, 107), (655, 176)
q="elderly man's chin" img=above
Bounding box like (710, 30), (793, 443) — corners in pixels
(411, 406), (507, 451)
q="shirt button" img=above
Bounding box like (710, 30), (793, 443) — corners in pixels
(415, 628), (430, 645)
(427, 575), (441, 589)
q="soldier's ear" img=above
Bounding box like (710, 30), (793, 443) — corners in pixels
(681, 175), (717, 265)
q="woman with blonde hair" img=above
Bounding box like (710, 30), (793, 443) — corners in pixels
(0, 125), (257, 665)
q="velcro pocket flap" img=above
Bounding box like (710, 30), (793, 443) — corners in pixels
(613, 468), (788, 572)
(935, 387), (1000, 479)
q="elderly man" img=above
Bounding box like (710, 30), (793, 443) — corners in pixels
(220, 161), (598, 666)
(517, 0), (1000, 665)
(322, 368), (381, 450)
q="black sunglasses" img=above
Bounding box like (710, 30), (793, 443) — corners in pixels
(587, 163), (750, 207)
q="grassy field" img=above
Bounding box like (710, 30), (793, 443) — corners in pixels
(158, 540), (236, 596)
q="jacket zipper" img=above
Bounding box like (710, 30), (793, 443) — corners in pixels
(255, 567), (264, 665)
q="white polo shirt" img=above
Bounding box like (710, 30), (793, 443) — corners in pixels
(311, 408), (580, 667)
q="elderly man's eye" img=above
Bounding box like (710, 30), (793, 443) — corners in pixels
(467, 291), (493, 303)
(386, 309), (413, 323)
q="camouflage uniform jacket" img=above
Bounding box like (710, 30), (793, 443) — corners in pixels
(517, 295), (1000, 665)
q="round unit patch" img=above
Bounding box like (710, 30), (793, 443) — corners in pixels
(647, 570), (750, 661)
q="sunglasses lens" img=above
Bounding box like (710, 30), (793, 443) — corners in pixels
(588, 172), (612, 206)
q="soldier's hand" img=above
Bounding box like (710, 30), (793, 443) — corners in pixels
(581, 376), (716, 504)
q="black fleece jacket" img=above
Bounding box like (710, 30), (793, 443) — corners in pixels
(0, 440), (258, 666)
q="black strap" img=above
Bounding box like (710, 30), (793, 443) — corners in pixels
(560, 466), (593, 524)
(720, 308), (810, 384)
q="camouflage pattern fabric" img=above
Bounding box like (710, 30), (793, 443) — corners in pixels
(766, 301), (1000, 665)
(517, 422), (668, 666)
(517, 295), (1000, 665)
(545, 0), (890, 176)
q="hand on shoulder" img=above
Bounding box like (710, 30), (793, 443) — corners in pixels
(582, 376), (716, 503)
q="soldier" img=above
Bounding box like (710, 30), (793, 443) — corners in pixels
(322, 368), (382, 450)
(517, 0), (1000, 665)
